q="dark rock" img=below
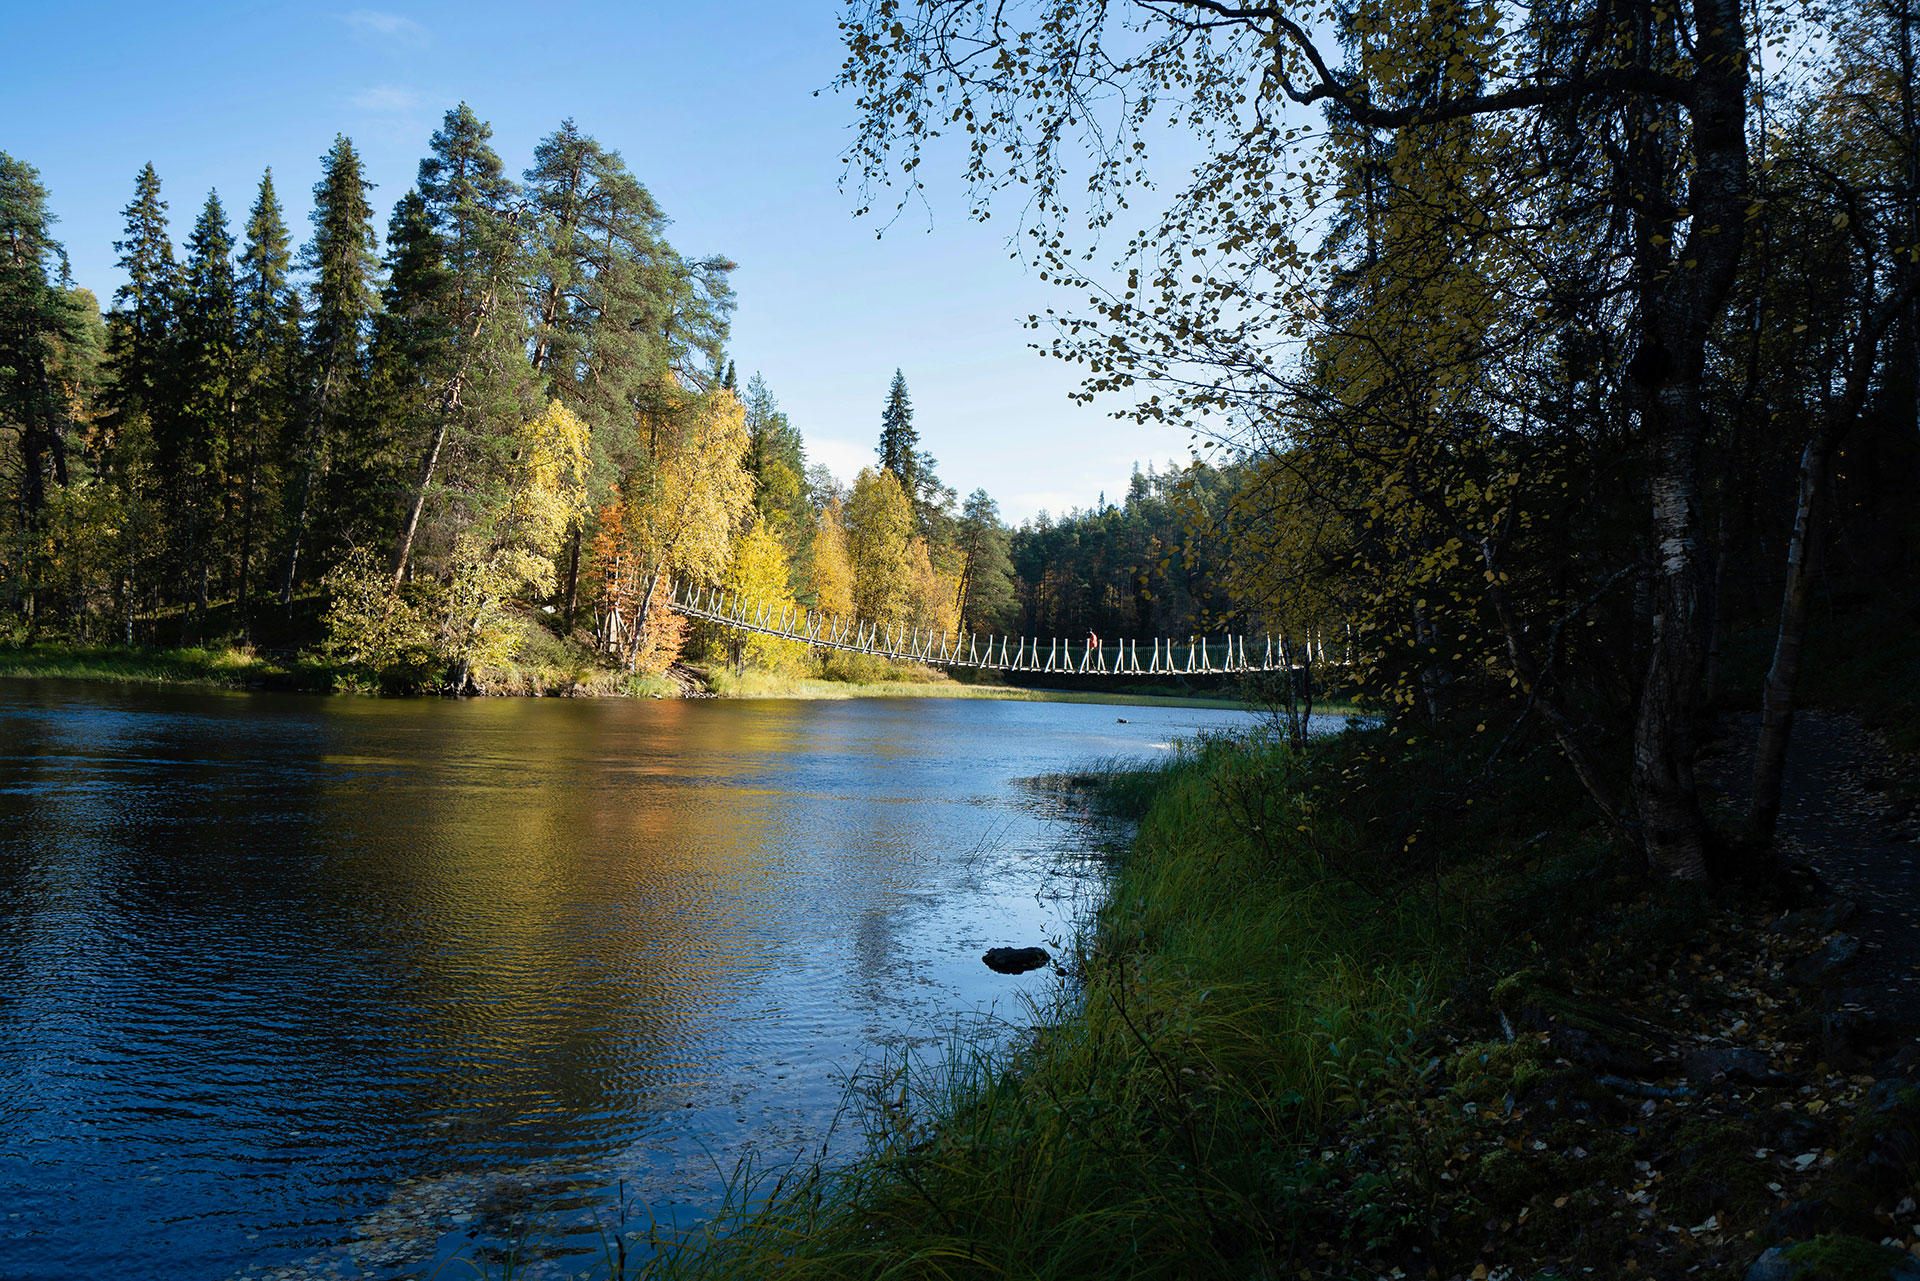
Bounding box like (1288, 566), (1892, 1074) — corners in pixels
(1773, 862), (1830, 909)
(1751, 1237), (1920, 1281)
(1518, 1068), (1628, 1122)
(1766, 1198), (1873, 1244)
(1765, 1200), (1844, 1242)
(1766, 1112), (1821, 1153)
(1817, 1007), (1904, 1071)
(982, 946), (1051, 975)
(1771, 900), (1859, 935)
(1685, 1046), (1795, 1088)
(1787, 934), (1863, 986)
(1875, 1043), (1920, 1076)
(1551, 1025), (1654, 1077)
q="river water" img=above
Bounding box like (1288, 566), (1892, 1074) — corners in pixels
(0, 681), (1258, 1279)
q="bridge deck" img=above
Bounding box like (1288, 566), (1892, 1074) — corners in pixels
(661, 579), (1320, 677)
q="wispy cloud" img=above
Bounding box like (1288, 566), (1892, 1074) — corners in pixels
(345, 9), (429, 47)
(350, 84), (424, 114)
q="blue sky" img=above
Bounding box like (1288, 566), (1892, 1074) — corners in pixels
(4, 2), (1192, 521)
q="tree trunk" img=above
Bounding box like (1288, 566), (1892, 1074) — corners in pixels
(1748, 440), (1826, 848)
(237, 427), (257, 644)
(1750, 270), (1919, 846)
(1629, 394), (1714, 880)
(561, 523), (582, 629)
(631, 569), (664, 672)
(390, 408), (452, 589)
(1626, 0), (1751, 880)
(278, 453), (315, 609)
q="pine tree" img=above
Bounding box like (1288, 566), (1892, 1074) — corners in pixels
(171, 190), (238, 635)
(524, 120), (674, 618)
(362, 189), (454, 553)
(877, 368), (918, 492)
(391, 103), (537, 586)
(280, 134), (377, 605)
(234, 169), (299, 634)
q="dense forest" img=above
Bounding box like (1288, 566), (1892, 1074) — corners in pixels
(0, 108), (1231, 693)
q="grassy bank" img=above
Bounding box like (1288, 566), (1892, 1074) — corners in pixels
(0, 638), (1291, 709)
(699, 662), (1269, 709)
(618, 712), (1920, 1280)
(631, 723), (1596, 1278)
(0, 641), (330, 690)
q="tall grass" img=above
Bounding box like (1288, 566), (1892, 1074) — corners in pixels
(624, 728), (1455, 1279)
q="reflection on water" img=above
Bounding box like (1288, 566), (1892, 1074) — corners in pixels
(0, 683), (1259, 1278)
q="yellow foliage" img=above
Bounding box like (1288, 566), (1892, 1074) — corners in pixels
(845, 466), (916, 623)
(906, 536), (959, 634)
(809, 499), (854, 617)
(438, 400), (593, 678)
(319, 547), (436, 680)
(634, 389), (755, 584)
(589, 389), (755, 671)
(725, 517), (808, 671)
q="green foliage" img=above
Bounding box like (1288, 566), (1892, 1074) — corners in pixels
(318, 548), (438, 689)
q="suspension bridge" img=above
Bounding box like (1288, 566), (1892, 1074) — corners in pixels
(659, 578), (1338, 677)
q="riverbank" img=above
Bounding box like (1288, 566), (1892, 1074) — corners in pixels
(630, 712), (1920, 1281)
(0, 641), (1286, 711)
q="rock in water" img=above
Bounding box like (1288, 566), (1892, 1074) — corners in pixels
(983, 946), (1050, 975)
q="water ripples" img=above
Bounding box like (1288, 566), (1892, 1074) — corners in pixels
(0, 684), (1250, 1278)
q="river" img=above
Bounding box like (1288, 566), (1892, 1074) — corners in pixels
(0, 681), (1262, 1279)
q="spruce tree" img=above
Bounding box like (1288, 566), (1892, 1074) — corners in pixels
(172, 190), (238, 635)
(104, 162), (178, 638)
(743, 372), (807, 535)
(953, 488), (1017, 631)
(0, 153), (77, 534)
(104, 163), (177, 439)
(280, 135), (377, 606)
(878, 368), (918, 493)
(234, 169), (299, 634)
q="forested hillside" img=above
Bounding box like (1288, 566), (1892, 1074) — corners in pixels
(0, 109), (1230, 693)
